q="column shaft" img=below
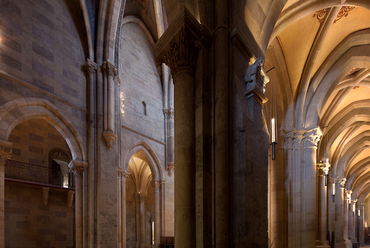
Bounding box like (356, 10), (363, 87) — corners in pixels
(317, 172), (329, 247)
(335, 180), (346, 248)
(135, 193), (141, 245)
(76, 174), (83, 248)
(153, 181), (161, 248)
(121, 173), (128, 248)
(140, 196), (146, 244)
(302, 146), (317, 247)
(174, 71), (196, 248)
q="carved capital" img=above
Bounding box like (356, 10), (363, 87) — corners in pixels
(103, 131), (117, 148)
(85, 58), (98, 74)
(0, 140), (12, 165)
(68, 160), (89, 177)
(151, 179), (161, 189)
(103, 61), (117, 77)
(167, 163), (174, 177)
(303, 127), (322, 149)
(157, 26), (201, 77)
(155, 9), (212, 79)
(345, 189), (352, 200)
(317, 159), (330, 175)
(336, 177), (346, 188)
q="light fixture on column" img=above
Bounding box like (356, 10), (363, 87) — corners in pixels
(347, 190), (352, 210)
(323, 158), (330, 186)
(332, 182), (335, 203)
(271, 118), (276, 160)
(358, 209), (361, 217)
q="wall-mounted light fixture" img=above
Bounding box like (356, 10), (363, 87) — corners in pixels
(323, 158), (330, 186)
(358, 209), (361, 217)
(271, 118), (276, 160)
(332, 183), (335, 203)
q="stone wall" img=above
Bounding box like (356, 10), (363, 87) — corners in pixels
(5, 181), (74, 248)
(0, 0), (88, 145)
(119, 22), (164, 142)
(8, 119), (71, 166)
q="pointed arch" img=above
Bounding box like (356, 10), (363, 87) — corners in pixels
(123, 141), (163, 180)
(0, 98), (86, 162)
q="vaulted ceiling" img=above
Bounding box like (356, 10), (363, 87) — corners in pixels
(264, 3), (370, 202)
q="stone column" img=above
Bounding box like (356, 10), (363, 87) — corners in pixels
(102, 61), (117, 148)
(152, 180), (161, 248)
(85, 58), (97, 248)
(316, 164), (330, 248)
(335, 178), (346, 248)
(69, 160), (88, 248)
(120, 170), (129, 248)
(139, 194), (147, 247)
(134, 192), (141, 247)
(359, 203), (364, 245)
(0, 140), (12, 248)
(155, 10), (209, 248)
(160, 180), (166, 235)
(301, 128), (322, 248)
(349, 200), (357, 241)
(284, 131), (294, 248)
(344, 190), (352, 240)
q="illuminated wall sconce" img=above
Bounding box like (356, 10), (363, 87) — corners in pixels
(271, 118), (277, 160)
(332, 183), (335, 203)
(120, 92), (125, 115)
(323, 158), (330, 186)
(358, 209), (361, 217)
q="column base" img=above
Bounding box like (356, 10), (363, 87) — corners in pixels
(316, 240), (330, 248)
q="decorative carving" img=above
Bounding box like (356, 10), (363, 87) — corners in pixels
(336, 178), (346, 188)
(303, 127), (322, 149)
(317, 159), (330, 175)
(104, 61), (117, 77)
(163, 108), (174, 119)
(157, 26), (202, 78)
(0, 145), (12, 164)
(68, 160), (88, 177)
(313, 6), (355, 24)
(345, 190), (352, 200)
(167, 163), (174, 177)
(103, 131), (117, 148)
(151, 180), (161, 189)
(85, 58), (98, 74)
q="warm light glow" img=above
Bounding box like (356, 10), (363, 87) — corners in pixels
(332, 183), (335, 196)
(358, 209), (361, 217)
(353, 203), (356, 212)
(326, 158), (329, 164)
(271, 118), (276, 143)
